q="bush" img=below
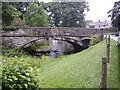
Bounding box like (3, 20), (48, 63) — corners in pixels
(90, 34), (100, 45)
(2, 47), (26, 57)
(104, 27), (118, 34)
(11, 18), (26, 28)
(24, 40), (49, 53)
(2, 25), (19, 31)
(2, 57), (40, 90)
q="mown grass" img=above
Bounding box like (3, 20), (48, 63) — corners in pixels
(37, 39), (118, 88)
(1, 39), (118, 88)
(107, 40), (119, 88)
(37, 40), (106, 88)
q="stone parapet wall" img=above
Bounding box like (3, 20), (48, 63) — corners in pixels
(2, 27), (103, 37)
(2, 27), (104, 48)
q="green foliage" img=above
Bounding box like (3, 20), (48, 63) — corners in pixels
(104, 27), (117, 33)
(108, 1), (120, 31)
(2, 2), (21, 27)
(2, 47), (26, 57)
(24, 3), (48, 27)
(47, 2), (89, 27)
(25, 44), (37, 52)
(24, 40), (49, 53)
(11, 18), (26, 28)
(90, 34), (100, 45)
(2, 25), (19, 31)
(2, 57), (40, 90)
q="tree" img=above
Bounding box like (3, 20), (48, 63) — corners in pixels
(10, 2), (30, 20)
(2, 2), (21, 27)
(45, 2), (89, 27)
(108, 1), (120, 31)
(24, 2), (49, 27)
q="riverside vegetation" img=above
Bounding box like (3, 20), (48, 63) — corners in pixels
(1, 39), (119, 89)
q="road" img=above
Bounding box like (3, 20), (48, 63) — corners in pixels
(110, 35), (119, 41)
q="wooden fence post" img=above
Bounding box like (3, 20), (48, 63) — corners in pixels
(100, 57), (107, 89)
(108, 35), (110, 45)
(106, 34), (107, 43)
(106, 35), (110, 63)
(106, 43), (110, 63)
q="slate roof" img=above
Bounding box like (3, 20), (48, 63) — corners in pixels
(89, 21), (110, 26)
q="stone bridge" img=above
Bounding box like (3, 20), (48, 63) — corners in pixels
(2, 27), (104, 51)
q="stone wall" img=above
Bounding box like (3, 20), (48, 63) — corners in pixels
(2, 27), (103, 37)
(2, 27), (103, 48)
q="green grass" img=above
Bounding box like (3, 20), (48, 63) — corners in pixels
(37, 40), (106, 88)
(37, 40), (118, 88)
(107, 40), (119, 88)
(1, 39), (118, 88)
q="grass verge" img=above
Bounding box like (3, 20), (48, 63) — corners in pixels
(107, 40), (119, 88)
(1, 39), (118, 88)
(38, 40), (106, 88)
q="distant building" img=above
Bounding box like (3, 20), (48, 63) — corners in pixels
(86, 20), (111, 29)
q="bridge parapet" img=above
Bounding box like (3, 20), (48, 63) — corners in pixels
(2, 27), (104, 48)
(2, 27), (103, 37)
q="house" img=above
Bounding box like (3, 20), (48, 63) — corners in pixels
(86, 20), (111, 29)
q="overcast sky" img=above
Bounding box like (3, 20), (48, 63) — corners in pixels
(85, 0), (115, 22)
(39, 0), (116, 22)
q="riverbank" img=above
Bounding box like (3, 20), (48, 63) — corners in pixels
(1, 39), (118, 88)
(37, 40), (118, 88)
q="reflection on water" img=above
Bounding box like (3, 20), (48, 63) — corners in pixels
(49, 39), (66, 59)
(24, 38), (85, 59)
(49, 51), (58, 59)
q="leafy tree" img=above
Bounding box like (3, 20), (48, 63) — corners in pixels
(2, 2), (21, 27)
(10, 2), (30, 20)
(24, 2), (49, 27)
(108, 1), (120, 31)
(45, 2), (89, 27)
(10, 2), (29, 13)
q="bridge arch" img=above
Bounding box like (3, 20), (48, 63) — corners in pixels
(81, 37), (91, 48)
(21, 36), (86, 53)
(21, 37), (48, 49)
(53, 37), (85, 53)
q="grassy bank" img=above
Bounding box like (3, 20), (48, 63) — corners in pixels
(107, 40), (119, 88)
(37, 39), (118, 88)
(1, 39), (118, 88)
(37, 40), (106, 88)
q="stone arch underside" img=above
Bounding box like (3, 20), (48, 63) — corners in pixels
(81, 38), (91, 48)
(53, 37), (85, 53)
(21, 37), (48, 49)
(21, 37), (85, 53)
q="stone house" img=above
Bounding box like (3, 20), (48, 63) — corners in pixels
(86, 20), (111, 29)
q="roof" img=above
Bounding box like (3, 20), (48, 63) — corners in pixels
(88, 21), (111, 26)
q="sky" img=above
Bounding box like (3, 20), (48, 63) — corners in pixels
(85, 0), (116, 22)
(39, 0), (116, 22)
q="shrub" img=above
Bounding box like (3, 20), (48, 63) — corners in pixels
(2, 57), (40, 90)
(2, 47), (26, 57)
(90, 34), (100, 45)
(11, 18), (26, 28)
(24, 40), (49, 53)
(2, 25), (19, 31)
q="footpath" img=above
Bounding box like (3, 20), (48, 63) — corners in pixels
(110, 35), (119, 41)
